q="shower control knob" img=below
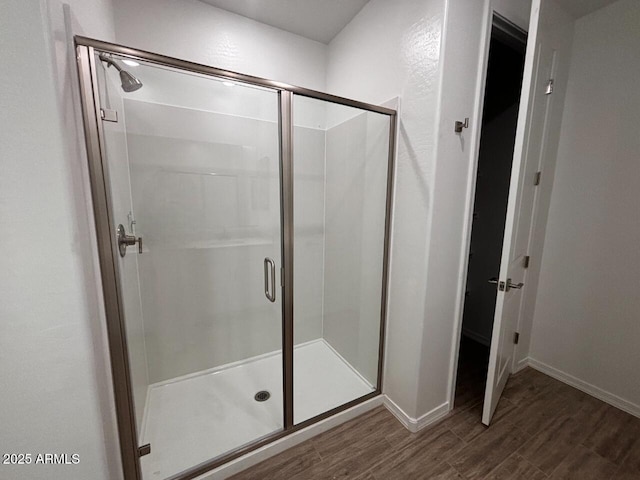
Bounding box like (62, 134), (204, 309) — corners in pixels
(117, 224), (143, 257)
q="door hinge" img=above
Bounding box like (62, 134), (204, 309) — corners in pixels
(545, 79), (554, 95)
(534, 171), (542, 186)
(514, 332), (520, 344)
(523, 255), (530, 268)
(138, 444), (151, 457)
(100, 108), (118, 122)
(281, 267), (285, 287)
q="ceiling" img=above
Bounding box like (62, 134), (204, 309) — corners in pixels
(198, 0), (617, 44)
(199, 0), (369, 44)
(558, 0), (619, 18)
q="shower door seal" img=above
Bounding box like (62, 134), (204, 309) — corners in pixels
(75, 36), (397, 480)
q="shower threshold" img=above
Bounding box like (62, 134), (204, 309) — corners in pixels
(139, 339), (374, 479)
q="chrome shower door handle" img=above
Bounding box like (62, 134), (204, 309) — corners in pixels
(264, 257), (276, 303)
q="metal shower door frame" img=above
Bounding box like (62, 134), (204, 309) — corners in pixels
(75, 36), (397, 480)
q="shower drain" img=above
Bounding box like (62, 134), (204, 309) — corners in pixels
(254, 390), (271, 402)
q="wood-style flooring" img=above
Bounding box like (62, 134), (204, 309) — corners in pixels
(230, 342), (640, 479)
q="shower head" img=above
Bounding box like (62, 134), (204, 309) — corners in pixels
(99, 54), (143, 92)
(119, 70), (143, 92)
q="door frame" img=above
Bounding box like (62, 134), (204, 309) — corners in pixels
(446, 8), (530, 411)
(75, 36), (397, 480)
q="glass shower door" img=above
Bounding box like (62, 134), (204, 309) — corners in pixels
(94, 52), (284, 479)
(292, 94), (391, 424)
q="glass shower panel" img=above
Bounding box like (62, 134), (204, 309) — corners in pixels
(95, 53), (284, 479)
(292, 95), (390, 424)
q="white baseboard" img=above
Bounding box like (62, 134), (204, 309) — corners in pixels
(383, 396), (450, 433)
(513, 356), (530, 373)
(527, 357), (640, 419)
(197, 396), (383, 479)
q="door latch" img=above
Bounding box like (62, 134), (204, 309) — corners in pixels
(488, 277), (506, 291)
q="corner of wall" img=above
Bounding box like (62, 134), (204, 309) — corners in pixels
(383, 395), (450, 433)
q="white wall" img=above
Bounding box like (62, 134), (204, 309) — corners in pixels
(113, 0), (327, 92)
(0, 0), (122, 478)
(509, 0), (576, 370)
(530, 0), (640, 415)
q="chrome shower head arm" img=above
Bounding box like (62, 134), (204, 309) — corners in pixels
(98, 53), (124, 73)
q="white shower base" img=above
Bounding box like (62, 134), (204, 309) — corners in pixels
(140, 339), (374, 479)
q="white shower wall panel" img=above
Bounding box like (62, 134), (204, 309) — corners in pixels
(293, 125), (327, 345)
(322, 111), (389, 386)
(124, 100), (325, 383)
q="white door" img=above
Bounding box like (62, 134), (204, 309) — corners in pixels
(482, 0), (575, 425)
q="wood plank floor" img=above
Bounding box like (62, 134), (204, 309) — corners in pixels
(230, 362), (640, 479)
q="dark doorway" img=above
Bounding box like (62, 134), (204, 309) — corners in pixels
(454, 16), (527, 411)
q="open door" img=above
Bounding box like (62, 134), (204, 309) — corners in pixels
(482, 0), (575, 425)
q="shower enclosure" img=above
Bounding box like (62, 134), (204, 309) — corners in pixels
(76, 37), (396, 480)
